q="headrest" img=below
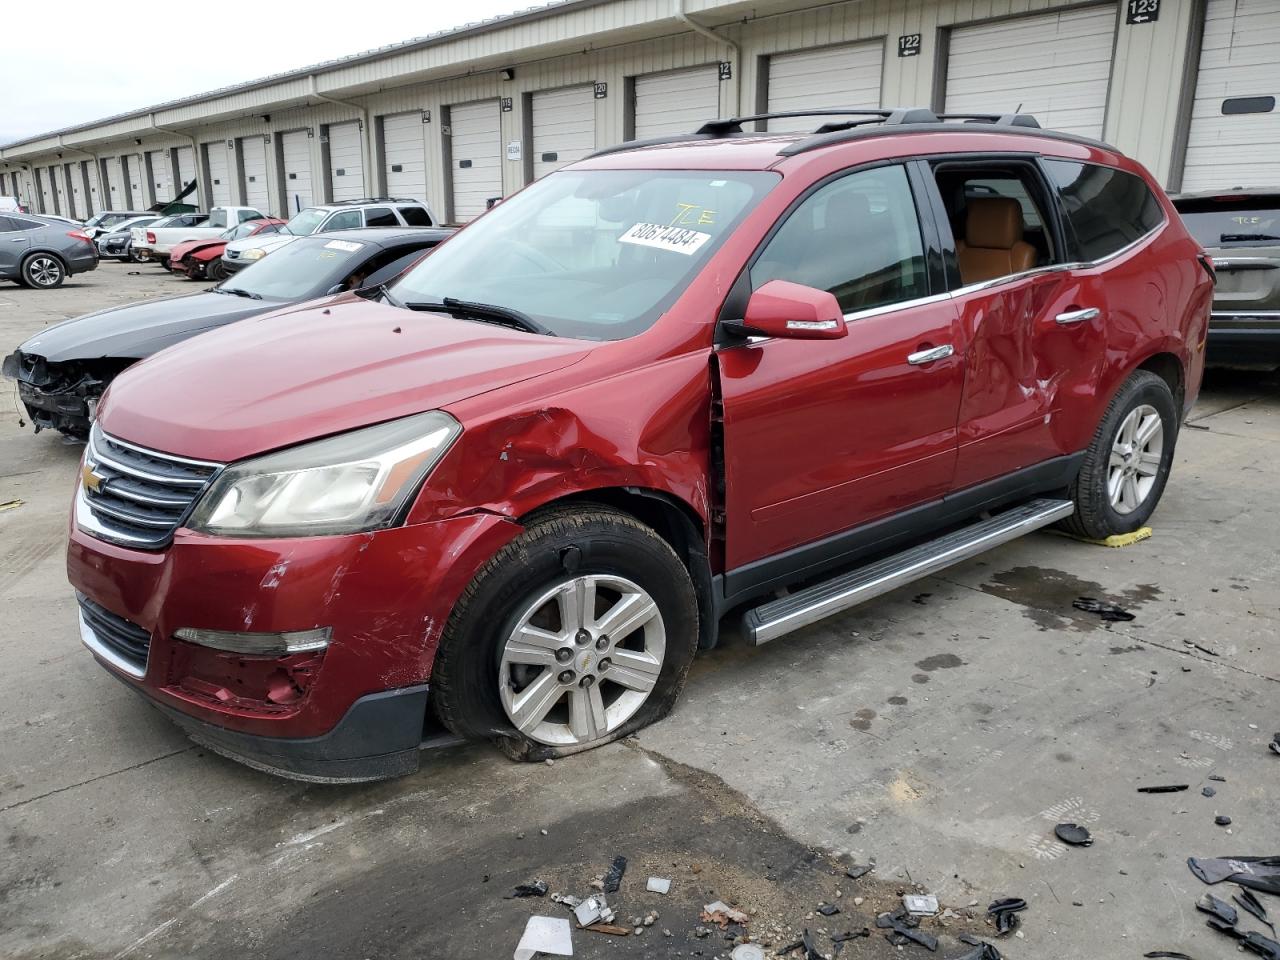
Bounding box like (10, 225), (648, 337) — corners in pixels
(824, 189), (870, 227)
(966, 196), (1025, 249)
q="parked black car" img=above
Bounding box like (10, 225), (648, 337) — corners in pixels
(1172, 188), (1280, 368)
(0, 214), (99, 288)
(3, 227), (451, 435)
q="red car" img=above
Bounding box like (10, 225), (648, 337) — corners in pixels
(169, 218), (287, 280)
(69, 108), (1212, 781)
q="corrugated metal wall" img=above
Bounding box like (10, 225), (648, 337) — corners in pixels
(1, 0), (1211, 215)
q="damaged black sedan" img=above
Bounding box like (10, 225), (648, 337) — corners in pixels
(3, 227), (451, 437)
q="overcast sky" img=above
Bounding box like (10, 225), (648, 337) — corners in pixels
(1, 0), (538, 145)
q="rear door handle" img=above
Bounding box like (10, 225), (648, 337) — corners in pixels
(1055, 307), (1100, 325)
(907, 344), (954, 365)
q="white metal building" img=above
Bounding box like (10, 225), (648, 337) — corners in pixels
(2, 0), (1277, 222)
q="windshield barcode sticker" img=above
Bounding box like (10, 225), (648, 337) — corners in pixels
(618, 222), (711, 255)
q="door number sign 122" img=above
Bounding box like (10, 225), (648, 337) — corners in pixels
(898, 33), (922, 57)
(1127, 0), (1160, 24)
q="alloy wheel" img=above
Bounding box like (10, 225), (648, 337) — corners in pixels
(498, 574), (665, 746)
(27, 257), (61, 287)
(1108, 403), (1163, 514)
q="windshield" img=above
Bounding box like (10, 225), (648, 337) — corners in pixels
(285, 208), (327, 236)
(390, 169), (777, 339)
(224, 235), (368, 300)
(1176, 196), (1280, 247)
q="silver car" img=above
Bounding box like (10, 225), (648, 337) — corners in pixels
(0, 214), (99, 288)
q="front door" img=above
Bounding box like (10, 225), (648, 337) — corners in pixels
(718, 163), (964, 574)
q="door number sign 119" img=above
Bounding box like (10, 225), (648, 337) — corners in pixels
(1127, 0), (1160, 24)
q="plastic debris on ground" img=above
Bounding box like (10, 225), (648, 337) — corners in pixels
(1072, 596), (1135, 621)
(702, 900), (750, 927)
(831, 929), (871, 943)
(1215, 815), (1233, 826)
(876, 905), (938, 951)
(1235, 888), (1277, 936)
(1188, 857), (1280, 896)
(1054, 823), (1093, 846)
(581, 923), (630, 936)
(1202, 786), (1217, 797)
(903, 894), (939, 916)
(955, 934), (1004, 960)
(573, 894), (615, 927)
(1196, 893), (1238, 926)
(845, 863), (874, 880)
(0, 499), (22, 512)
(732, 944), (767, 960)
(818, 902), (841, 916)
(1142, 953), (1195, 959)
(513, 915), (573, 960)
(986, 898), (1027, 936)
(602, 855), (627, 894)
(1270, 733), (1280, 756)
(551, 892), (582, 908)
(505, 880), (549, 899)
(1138, 784), (1190, 793)
(645, 876), (671, 894)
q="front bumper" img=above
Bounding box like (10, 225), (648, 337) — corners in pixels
(221, 256), (248, 276)
(2, 350), (100, 435)
(1207, 313), (1280, 367)
(68, 503), (520, 780)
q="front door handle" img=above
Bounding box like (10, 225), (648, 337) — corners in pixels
(907, 344), (954, 365)
(1055, 307), (1100, 325)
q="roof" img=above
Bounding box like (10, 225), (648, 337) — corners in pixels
(1169, 187), (1280, 202)
(0, 1), (591, 151)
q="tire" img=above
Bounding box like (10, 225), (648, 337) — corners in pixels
(20, 253), (65, 289)
(158, 256), (170, 269)
(206, 259), (226, 282)
(1062, 369), (1178, 540)
(432, 505), (699, 761)
(129, 246), (147, 263)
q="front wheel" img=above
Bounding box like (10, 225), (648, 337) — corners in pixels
(431, 506), (699, 760)
(1062, 369), (1178, 539)
(206, 259), (226, 282)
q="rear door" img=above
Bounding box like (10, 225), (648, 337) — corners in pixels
(718, 163), (963, 570)
(0, 216), (31, 277)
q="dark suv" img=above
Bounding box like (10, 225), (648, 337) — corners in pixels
(67, 108), (1210, 782)
(1172, 189), (1280, 368)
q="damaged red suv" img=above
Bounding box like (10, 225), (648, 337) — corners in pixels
(69, 108), (1213, 781)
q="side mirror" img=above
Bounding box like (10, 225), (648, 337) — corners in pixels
(724, 279), (847, 340)
(325, 283), (345, 295)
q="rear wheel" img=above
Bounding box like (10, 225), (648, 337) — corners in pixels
(20, 254), (65, 289)
(1062, 369), (1178, 539)
(431, 506), (698, 760)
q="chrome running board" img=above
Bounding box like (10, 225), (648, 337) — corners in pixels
(742, 498), (1075, 645)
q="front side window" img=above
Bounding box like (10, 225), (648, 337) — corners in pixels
(1172, 194), (1280, 248)
(1042, 160), (1165, 261)
(286, 208), (327, 236)
(324, 210), (362, 231)
(391, 169), (776, 340)
(363, 207), (397, 227)
(752, 165), (928, 314)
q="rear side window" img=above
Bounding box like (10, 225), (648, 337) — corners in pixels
(1172, 195), (1280, 248)
(398, 205), (433, 226)
(364, 207), (397, 227)
(6, 216), (43, 231)
(1042, 160), (1165, 261)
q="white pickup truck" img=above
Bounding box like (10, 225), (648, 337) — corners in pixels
(133, 206), (266, 265)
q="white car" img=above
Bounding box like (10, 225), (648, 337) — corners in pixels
(221, 198), (433, 274)
(133, 206), (264, 265)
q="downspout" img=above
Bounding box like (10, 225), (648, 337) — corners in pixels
(674, 0), (740, 116)
(149, 113), (201, 208)
(310, 76), (374, 199)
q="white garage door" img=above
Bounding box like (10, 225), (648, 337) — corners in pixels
(240, 136), (271, 215)
(945, 6), (1117, 139)
(448, 100), (502, 222)
(381, 113), (428, 201)
(531, 85), (596, 180)
(104, 157), (125, 208)
(1182, 0), (1280, 191)
(280, 131), (313, 214)
(147, 149), (173, 206)
(633, 66), (721, 139)
(125, 156), (148, 209)
(175, 146), (197, 205)
(766, 42), (884, 132)
(48, 166), (65, 216)
(205, 141), (233, 207)
(328, 122), (364, 202)
(65, 163), (82, 218)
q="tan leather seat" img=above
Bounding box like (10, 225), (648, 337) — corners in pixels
(956, 197), (1037, 285)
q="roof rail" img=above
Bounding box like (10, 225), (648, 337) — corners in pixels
(937, 112), (1041, 128)
(330, 196), (424, 205)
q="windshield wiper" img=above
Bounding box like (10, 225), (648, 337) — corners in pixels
(355, 282), (403, 308)
(401, 296), (555, 336)
(1219, 233), (1280, 243)
(216, 287), (263, 300)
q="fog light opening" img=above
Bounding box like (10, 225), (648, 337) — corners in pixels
(173, 626), (332, 655)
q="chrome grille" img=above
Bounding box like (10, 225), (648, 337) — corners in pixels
(80, 425), (222, 549)
(77, 593), (150, 675)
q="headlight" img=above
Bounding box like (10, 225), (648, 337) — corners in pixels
(188, 411), (461, 538)
(241, 247), (267, 260)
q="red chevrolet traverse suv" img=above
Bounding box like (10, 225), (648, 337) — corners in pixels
(68, 108), (1213, 781)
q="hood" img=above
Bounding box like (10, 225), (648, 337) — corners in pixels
(17, 292), (277, 363)
(99, 297), (595, 462)
(227, 234), (297, 255)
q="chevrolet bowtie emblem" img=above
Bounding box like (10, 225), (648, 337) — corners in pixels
(82, 462), (105, 493)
